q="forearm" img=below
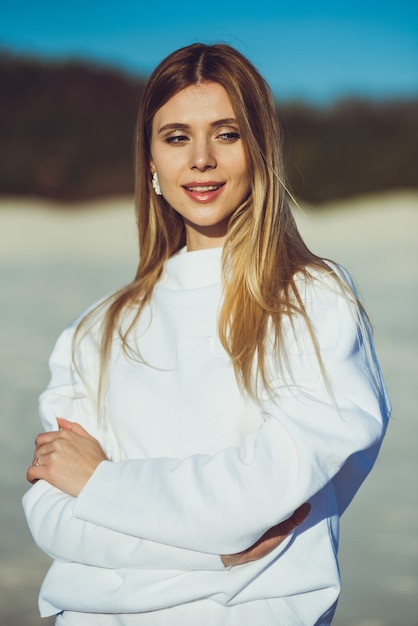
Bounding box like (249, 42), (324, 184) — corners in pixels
(72, 285), (389, 554)
(74, 404), (380, 554)
(23, 480), (224, 571)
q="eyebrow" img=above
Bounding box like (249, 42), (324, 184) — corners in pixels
(156, 118), (238, 134)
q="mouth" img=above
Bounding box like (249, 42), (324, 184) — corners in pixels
(182, 182), (225, 203)
(183, 183), (224, 192)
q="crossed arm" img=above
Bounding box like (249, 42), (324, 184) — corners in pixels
(26, 417), (310, 566)
(24, 273), (388, 573)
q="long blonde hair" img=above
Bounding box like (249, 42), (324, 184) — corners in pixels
(75, 43), (346, 402)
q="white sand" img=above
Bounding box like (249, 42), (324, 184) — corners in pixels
(0, 190), (417, 625)
(0, 195), (138, 261)
(1, 190), (416, 268)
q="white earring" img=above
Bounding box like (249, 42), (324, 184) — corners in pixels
(152, 171), (162, 196)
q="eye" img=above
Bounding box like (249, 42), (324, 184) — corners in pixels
(164, 134), (189, 145)
(217, 131), (241, 142)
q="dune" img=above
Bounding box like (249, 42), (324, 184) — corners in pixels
(0, 190), (416, 625)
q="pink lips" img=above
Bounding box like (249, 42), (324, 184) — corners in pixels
(182, 181), (225, 203)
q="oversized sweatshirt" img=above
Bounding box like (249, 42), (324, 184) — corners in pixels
(23, 246), (390, 626)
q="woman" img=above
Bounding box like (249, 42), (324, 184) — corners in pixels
(24, 43), (390, 625)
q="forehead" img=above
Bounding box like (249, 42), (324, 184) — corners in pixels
(152, 82), (235, 129)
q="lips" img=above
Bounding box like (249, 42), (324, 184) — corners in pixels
(182, 181), (225, 203)
(184, 184), (219, 191)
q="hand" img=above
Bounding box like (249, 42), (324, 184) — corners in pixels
(26, 418), (108, 496)
(221, 502), (311, 567)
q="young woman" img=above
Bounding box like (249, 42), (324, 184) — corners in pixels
(24, 43), (390, 625)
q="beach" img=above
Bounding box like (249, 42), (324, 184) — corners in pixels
(0, 191), (417, 625)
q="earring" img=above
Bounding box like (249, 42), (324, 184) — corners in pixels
(152, 171), (162, 196)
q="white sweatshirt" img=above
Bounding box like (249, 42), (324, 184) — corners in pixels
(23, 246), (390, 626)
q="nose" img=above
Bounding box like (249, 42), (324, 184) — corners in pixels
(189, 137), (216, 171)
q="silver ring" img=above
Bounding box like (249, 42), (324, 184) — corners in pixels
(35, 455), (41, 467)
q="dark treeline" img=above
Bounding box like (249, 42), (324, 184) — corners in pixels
(1, 51), (417, 204)
(280, 100), (418, 203)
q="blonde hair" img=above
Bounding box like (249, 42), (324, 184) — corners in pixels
(75, 43), (353, 404)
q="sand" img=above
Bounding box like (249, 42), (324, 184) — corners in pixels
(0, 190), (417, 625)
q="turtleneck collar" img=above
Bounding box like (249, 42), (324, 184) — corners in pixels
(160, 247), (223, 290)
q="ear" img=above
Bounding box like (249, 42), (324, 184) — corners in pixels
(150, 161), (155, 175)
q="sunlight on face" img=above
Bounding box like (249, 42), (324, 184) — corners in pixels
(150, 82), (250, 250)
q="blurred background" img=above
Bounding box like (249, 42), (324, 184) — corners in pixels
(0, 1), (417, 624)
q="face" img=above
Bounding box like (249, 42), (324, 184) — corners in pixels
(150, 82), (250, 251)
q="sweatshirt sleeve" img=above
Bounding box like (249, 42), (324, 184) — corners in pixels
(22, 319), (223, 571)
(22, 481), (223, 570)
(73, 273), (390, 554)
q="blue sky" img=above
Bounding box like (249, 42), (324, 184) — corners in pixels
(1, 0), (417, 104)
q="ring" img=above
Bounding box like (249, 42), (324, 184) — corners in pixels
(35, 455), (41, 467)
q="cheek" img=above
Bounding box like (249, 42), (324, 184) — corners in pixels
(154, 158), (180, 184)
(156, 166), (185, 207)
(236, 167), (250, 191)
(228, 152), (248, 186)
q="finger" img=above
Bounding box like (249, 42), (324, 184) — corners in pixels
(33, 440), (58, 461)
(290, 502), (311, 526)
(27, 461), (47, 484)
(32, 454), (42, 467)
(221, 503), (311, 567)
(26, 455), (48, 483)
(57, 418), (95, 439)
(26, 465), (37, 483)
(276, 502), (311, 536)
(35, 430), (62, 447)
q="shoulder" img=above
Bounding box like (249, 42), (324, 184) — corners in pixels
(286, 262), (364, 355)
(294, 261), (358, 304)
(291, 261), (359, 319)
(49, 298), (107, 373)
